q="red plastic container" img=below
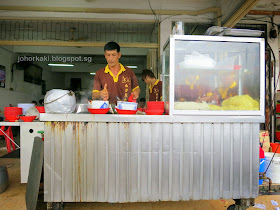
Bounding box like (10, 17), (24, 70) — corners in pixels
(270, 143), (280, 153)
(4, 107), (22, 116)
(20, 116), (36, 122)
(5, 116), (19, 122)
(259, 146), (265, 158)
(36, 106), (45, 113)
(137, 108), (147, 112)
(4, 107), (22, 121)
(277, 104), (280, 114)
(276, 131), (280, 141)
(115, 108), (137, 115)
(147, 101), (164, 110)
(87, 108), (110, 114)
(145, 109), (164, 115)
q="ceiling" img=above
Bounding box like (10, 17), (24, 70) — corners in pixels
(0, 0), (279, 72)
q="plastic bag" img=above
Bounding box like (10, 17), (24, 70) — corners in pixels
(179, 51), (216, 69)
(44, 89), (76, 113)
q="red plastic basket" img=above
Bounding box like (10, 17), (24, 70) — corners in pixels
(4, 107), (22, 117)
(147, 101), (164, 110)
(270, 143), (280, 153)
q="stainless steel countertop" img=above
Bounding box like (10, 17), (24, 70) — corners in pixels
(40, 113), (264, 123)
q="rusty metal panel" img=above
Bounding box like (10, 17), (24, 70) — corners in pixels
(44, 122), (259, 202)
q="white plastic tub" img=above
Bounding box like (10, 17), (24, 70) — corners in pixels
(18, 103), (35, 115)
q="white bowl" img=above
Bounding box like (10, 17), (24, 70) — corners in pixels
(117, 101), (137, 110)
(88, 100), (109, 109)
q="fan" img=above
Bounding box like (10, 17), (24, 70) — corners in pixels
(46, 27), (88, 42)
(68, 27), (88, 42)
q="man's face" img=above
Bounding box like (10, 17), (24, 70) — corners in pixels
(104, 50), (121, 67)
(143, 76), (152, 85)
(139, 101), (145, 108)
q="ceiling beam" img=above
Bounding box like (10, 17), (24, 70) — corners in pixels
(248, 10), (280, 16)
(0, 41), (159, 49)
(223, 0), (260, 28)
(0, 6), (220, 16)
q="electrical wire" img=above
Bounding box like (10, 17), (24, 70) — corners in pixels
(242, 17), (279, 28)
(147, 0), (158, 42)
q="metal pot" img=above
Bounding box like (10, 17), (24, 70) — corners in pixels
(0, 165), (9, 194)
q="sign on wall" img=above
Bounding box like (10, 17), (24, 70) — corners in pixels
(0, 65), (5, 88)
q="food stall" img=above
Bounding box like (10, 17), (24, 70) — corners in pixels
(41, 35), (265, 207)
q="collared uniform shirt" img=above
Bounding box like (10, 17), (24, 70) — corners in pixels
(92, 63), (139, 104)
(149, 79), (162, 101)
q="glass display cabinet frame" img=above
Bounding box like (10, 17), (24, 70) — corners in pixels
(162, 35), (265, 118)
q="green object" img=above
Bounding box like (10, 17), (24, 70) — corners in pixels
(37, 131), (44, 134)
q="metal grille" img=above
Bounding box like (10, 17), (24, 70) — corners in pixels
(44, 121), (259, 202)
(0, 20), (158, 43)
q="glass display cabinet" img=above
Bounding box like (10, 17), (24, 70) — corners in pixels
(162, 35), (265, 117)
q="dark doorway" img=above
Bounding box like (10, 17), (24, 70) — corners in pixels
(70, 78), (82, 91)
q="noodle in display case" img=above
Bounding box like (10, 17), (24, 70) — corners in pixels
(162, 35), (265, 116)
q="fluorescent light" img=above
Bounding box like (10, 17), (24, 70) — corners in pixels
(48, 63), (74, 67)
(90, 73), (96, 75)
(126, 66), (137, 69)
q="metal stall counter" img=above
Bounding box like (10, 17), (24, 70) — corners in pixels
(41, 35), (265, 208)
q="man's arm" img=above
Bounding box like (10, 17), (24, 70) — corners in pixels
(131, 70), (140, 99)
(92, 84), (109, 100)
(132, 87), (140, 99)
(92, 90), (101, 100)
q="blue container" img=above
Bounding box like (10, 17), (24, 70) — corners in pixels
(259, 157), (266, 185)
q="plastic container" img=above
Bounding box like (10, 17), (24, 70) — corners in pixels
(117, 101), (137, 110)
(276, 104), (280, 114)
(265, 152), (280, 184)
(87, 108), (109, 114)
(4, 107), (22, 121)
(259, 157), (266, 185)
(259, 146), (265, 158)
(147, 101), (164, 110)
(20, 116), (36, 122)
(4, 107), (22, 116)
(145, 110), (164, 115)
(5, 116), (19, 122)
(88, 100), (109, 109)
(35, 106), (45, 113)
(276, 131), (280, 141)
(270, 143), (280, 153)
(115, 108), (137, 115)
(17, 103), (35, 115)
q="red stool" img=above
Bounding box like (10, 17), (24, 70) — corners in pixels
(0, 126), (16, 153)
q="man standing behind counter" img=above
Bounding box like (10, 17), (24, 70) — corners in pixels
(141, 69), (162, 101)
(92, 42), (140, 104)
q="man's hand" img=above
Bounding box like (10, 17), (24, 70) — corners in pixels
(100, 84), (109, 101)
(132, 88), (140, 99)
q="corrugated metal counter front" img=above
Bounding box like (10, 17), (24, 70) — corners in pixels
(41, 114), (260, 202)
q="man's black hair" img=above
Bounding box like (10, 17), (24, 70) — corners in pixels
(104, 42), (120, 52)
(141, 69), (156, 81)
(39, 99), (44, 105)
(32, 100), (37, 105)
(139, 98), (146, 103)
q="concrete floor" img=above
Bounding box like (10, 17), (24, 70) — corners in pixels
(0, 144), (279, 209)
